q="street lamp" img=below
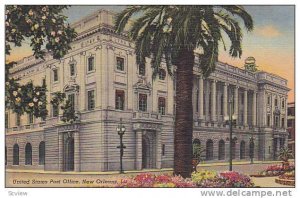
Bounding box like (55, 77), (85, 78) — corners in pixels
(224, 94), (237, 171)
(249, 135), (255, 164)
(116, 118), (126, 174)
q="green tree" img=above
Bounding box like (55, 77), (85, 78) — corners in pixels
(115, 5), (253, 178)
(5, 5), (77, 120)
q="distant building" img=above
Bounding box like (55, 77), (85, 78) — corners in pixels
(5, 9), (290, 172)
(287, 102), (295, 157)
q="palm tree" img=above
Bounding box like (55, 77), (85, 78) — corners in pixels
(115, 5), (253, 178)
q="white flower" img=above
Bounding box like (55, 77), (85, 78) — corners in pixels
(5, 82), (9, 86)
(18, 88), (21, 91)
(42, 15), (46, 20)
(13, 91), (18, 96)
(5, 22), (9, 26)
(52, 18), (56, 23)
(11, 28), (16, 33)
(33, 97), (38, 102)
(29, 102), (34, 107)
(57, 30), (62, 35)
(38, 101), (43, 106)
(34, 24), (39, 30)
(28, 10), (33, 16)
(55, 37), (60, 43)
(51, 31), (56, 36)
(16, 97), (21, 102)
(26, 19), (32, 24)
(36, 91), (40, 96)
(42, 7), (47, 12)
(167, 17), (172, 25)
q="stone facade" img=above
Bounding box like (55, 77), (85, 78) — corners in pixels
(5, 9), (290, 172)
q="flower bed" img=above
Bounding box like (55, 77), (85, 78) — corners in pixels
(192, 170), (254, 188)
(118, 173), (196, 188)
(117, 171), (255, 188)
(275, 171), (295, 186)
(251, 163), (295, 177)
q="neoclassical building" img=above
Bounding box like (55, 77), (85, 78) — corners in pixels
(5, 9), (290, 172)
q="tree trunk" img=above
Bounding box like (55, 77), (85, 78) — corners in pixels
(174, 49), (195, 178)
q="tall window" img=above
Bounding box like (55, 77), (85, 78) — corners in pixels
(275, 98), (278, 107)
(88, 56), (94, 71)
(116, 57), (124, 71)
(139, 64), (145, 76)
(28, 112), (34, 124)
(267, 95), (271, 105)
(52, 104), (59, 117)
(158, 69), (166, 80)
(115, 90), (125, 110)
(68, 94), (75, 111)
(5, 113), (8, 128)
(206, 139), (213, 160)
(70, 63), (75, 76)
(16, 114), (21, 126)
(158, 97), (166, 115)
(139, 94), (147, 112)
(218, 140), (225, 160)
(39, 141), (45, 165)
(53, 69), (58, 82)
(13, 144), (19, 165)
(281, 118), (285, 128)
(282, 99), (285, 108)
(240, 141), (246, 159)
(87, 90), (95, 110)
(25, 143), (32, 165)
(231, 140), (236, 159)
(162, 144), (165, 156)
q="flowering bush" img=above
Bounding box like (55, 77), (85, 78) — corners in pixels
(118, 173), (195, 188)
(279, 170), (295, 180)
(255, 163), (295, 177)
(192, 171), (254, 188)
(191, 170), (217, 185)
(219, 171), (254, 187)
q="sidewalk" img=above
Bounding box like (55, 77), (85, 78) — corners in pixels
(6, 160), (287, 175)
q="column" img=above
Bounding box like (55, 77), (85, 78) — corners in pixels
(205, 80), (210, 121)
(58, 133), (64, 171)
(234, 86), (239, 122)
(156, 131), (162, 169)
(136, 131), (142, 170)
(95, 45), (102, 108)
(252, 91), (257, 126)
(198, 76), (204, 120)
(74, 132), (80, 172)
(223, 83), (228, 118)
(244, 89), (248, 126)
(79, 52), (86, 111)
(211, 80), (217, 122)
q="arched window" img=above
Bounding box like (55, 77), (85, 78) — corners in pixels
(206, 139), (214, 160)
(193, 139), (201, 159)
(231, 140), (236, 159)
(240, 141), (246, 159)
(39, 141), (45, 165)
(25, 143), (32, 165)
(218, 140), (225, 160)
(13, 144), (19, 165)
